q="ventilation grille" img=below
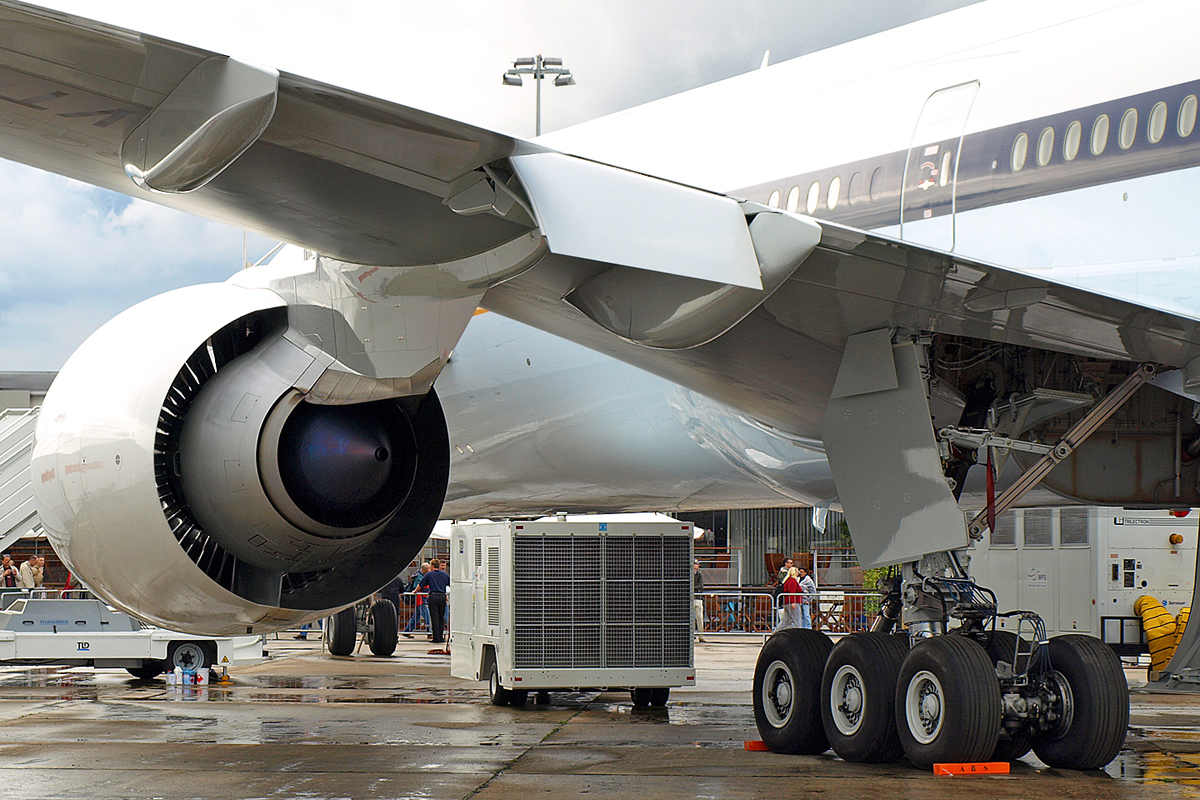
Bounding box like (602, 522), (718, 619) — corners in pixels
(1059, 508), (1090, 546)
(512, 533), (690, 669)
(153, 309), (288, 595)
(989, 511), (1016, 548)
(487, 546), (500, 626)
(1024, 509), (1053, 547)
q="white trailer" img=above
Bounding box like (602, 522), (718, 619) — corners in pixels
(449, 519), (695, 706)
(967, 507), (1197, 655)
(0, 597), (263, 678)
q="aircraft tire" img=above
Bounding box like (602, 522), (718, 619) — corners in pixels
(821, 632), (907, 762)
(895, 635), (1000, 768)
(367, 600), (398, 656)
(1031, 635), (1129, 769)
(488, 661), (511, 706)
(327, 607), (357, 656)
(752, 628), (833, 754)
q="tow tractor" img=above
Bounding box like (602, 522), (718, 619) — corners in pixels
(0, 593), (263, 678)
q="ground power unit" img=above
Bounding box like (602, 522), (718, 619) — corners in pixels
(967, 507), (1197, 654)
(449, 519), (695, 706)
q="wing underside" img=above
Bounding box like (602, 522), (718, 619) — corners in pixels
(4, 0), (1200, 449)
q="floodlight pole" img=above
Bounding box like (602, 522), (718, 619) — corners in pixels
(502, 54), (575, 136)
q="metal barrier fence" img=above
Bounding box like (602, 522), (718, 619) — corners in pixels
(0, 588), (92, 608)
(698, 590), (882, 638)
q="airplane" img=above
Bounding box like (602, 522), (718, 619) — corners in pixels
(3, 0), (1198, 771)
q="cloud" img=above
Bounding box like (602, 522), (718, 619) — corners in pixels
(0, 162), (275, 369)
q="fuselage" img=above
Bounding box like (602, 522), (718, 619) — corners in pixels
(542, 0), (1200, 316)
(446, 0), (1200, 516)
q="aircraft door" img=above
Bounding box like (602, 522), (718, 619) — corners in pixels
(900, 81), (979, 251)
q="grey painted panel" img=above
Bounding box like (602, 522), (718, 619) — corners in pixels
(823, 340), (967, 568)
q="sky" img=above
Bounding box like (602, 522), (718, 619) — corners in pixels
(0, 0), (979, 370)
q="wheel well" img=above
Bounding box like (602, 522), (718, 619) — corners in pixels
(167, 640), (216, 670)
(480, 644), (497, 681)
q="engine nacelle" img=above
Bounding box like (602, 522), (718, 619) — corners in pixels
(31, 283), (449, 635)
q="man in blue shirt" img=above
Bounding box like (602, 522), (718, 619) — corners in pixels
(419, 558), (451, 643)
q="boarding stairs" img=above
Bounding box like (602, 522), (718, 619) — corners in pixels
(0, 407), (41, 554)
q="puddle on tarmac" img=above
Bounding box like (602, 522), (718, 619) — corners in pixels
(1105, 750), (1200, 785)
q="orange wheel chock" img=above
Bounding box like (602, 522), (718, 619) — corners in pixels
(933, 762), (1010, 776)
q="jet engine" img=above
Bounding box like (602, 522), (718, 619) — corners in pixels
(31, 282), (449, 635)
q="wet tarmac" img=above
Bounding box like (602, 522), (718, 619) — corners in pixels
(0, 635), (1194, 799)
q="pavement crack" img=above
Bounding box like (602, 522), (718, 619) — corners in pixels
(461, 705), (586, 800)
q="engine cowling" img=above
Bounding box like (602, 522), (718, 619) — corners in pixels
(31, 282), (449, 635)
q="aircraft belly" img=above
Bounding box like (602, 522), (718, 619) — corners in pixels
(436, 316), (834, 517)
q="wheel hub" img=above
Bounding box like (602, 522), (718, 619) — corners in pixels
(831, 664), (865, 735)
(905, 669), (945, 745)
(762, 660), (795, 727)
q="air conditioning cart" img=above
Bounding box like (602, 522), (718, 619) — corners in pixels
(450, 519), (695, 706)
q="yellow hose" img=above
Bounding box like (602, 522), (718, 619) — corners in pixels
(1174, 607), (1190, 654)
(1134, 595), (1177, 672)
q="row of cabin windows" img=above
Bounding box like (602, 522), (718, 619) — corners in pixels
(1012, 95), (1198, 171)
(989, 508), (1090, 548)
(766, 166), (888, 215)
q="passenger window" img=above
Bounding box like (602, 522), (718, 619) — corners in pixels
(1119, 108), (1137, 149)
(847, 172), (862, 205)
(806, 181), (820, 215)
(939, 151), (952, 186)
(1063, 120), (1082, 161)
(1180, 95), (1197, 137)
(768, 190), (780, 208)
(1091, 114), (1109, 155)
(827, 175), (841, 210)
(869, 167), (884, 202)
(1148, 101), (1168, 144)
(786, 186), (799, 212)
(1011, 132), (1028, 171)
(1037, 127), (1054, 166)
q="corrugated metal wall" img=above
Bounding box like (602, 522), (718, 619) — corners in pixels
(729, 508), (847, 586)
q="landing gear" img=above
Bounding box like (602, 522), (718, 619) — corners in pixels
(895, 635), (1000, 768)
(983, 630), (1033, 762)
(750, 567), (1130, 771)
(821, 632), (907, 763)
(365, 599), (398, 657)
(326, 607), (357, 656)
(1031, 635), (1129, 769)
(752, 628), (832, 754)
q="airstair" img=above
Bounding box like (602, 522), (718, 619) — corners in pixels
(0, 408), (41, 554)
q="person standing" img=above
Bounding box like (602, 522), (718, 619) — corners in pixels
(798, 566), (817, 629)
(0, 555), (17, 589)
(775, 557), (794, 588)
(402, 563), (431, 637)
(17, 556), (41, 590)
(420, 558), (450, 644)
(692, 560), (705, 642)
(778, 567), (803, 629)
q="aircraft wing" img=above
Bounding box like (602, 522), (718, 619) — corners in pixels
(5, 0), (1200, 444)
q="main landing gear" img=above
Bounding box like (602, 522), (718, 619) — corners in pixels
(752, 562), (1129, 769)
